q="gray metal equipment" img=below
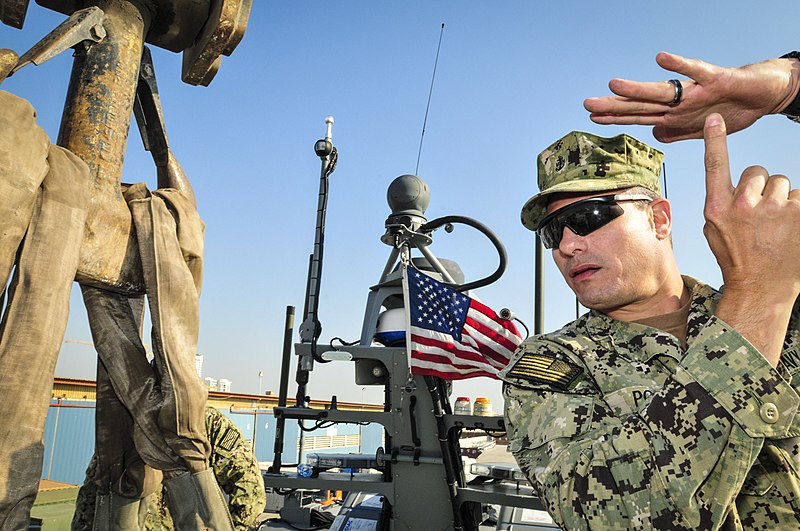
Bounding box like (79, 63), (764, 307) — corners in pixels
(265, 123), (545, 530)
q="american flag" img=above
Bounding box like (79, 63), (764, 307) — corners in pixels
(404, 265), (523, 380)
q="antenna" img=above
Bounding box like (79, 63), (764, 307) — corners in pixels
(415, 23), (445, 175)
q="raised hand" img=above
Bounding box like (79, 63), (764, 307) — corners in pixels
(703, 113), (800, 365)
(584, 52), (800, 142)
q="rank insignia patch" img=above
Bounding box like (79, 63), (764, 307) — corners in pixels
(506, 352), (583, 390)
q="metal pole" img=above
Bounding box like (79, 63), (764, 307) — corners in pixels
(58, 0), (151, 293)
(269, 305), (294, 473)
(534, 234), (545, 335)
(299, 116), (334, 342)
(46, 400), (62, 480)
(279, 316), (295, 401)
(423, 376), (465, 531)
(358, 387), (365, 452)
(252, 410), (257, 451)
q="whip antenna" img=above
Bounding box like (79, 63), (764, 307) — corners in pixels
(415, 23), (445, 175)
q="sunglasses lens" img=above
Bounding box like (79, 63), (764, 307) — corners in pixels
(538, 219), (563, 249)
(569, 204), (622, 235)
(538, 202), (624, 249)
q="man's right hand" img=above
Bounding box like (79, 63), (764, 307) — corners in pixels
(703, 113), (800, 366)
(584, 52), (800, 142)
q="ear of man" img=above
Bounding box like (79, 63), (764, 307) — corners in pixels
(650, 198), (673, 241)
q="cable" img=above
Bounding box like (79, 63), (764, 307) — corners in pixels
(326, 147), (338, 176)
(309, 167), (330, 363)
(330, 336), (359, 348)
(419, 215), (507, 292)
(298, 420), (334, 432)
(513, 317), (529, 338)
(267, 511), (335, 531)
(297, 417), (372, 433)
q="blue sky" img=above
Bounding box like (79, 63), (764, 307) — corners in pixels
(2, 1), (799, 407)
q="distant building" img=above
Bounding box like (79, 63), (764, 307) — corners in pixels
(204, 377), (217, 391)
(45, 377), (384, 487)
(195, 354), (204, 377)
(218, 379), (232, 392)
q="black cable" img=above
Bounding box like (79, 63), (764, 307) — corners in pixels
(423, 375), (476, 531)
(513, 317), (530, 339)
(268, 517), (332, 531)
(419, 215), (507, 292)
(326, 147), (338, 176)
(267, 507), (337, 531)
(409, 396), (421, 447)
(310, 508), (337, 527)
(309, 167), (329, 364)
(330, 336), (359, 348)
(298, 420), (333, 432)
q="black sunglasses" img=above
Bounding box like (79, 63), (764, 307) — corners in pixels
(537, 194), (653, 249)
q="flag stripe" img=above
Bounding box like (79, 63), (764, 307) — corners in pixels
(464, 303), (523, 352)
(411, 351), (498, 374)
(460, 327), (510, 369)
(464, 320), (519, 360)
(463, 318), (519, 362)
(410, 332), (499, 368)
(404, 266), (524, 381)
(410, 364), (497, 381)
(466, 314), (522, 354)
(412, 351), (496, 374)
(469, 299), (520, 336)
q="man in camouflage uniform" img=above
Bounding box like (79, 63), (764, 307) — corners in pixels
(500, 124), (800, 529)
(72, 407), (266, 531)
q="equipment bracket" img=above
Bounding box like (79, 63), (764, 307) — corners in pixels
(10, 6), (105, 76)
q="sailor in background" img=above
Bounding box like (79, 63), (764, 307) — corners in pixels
(72, 406), (266, 531)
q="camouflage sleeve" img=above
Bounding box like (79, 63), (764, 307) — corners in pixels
(213, 443), (267, 530)
(682, 315), (800, 437)
(206, 408), (266, 530)
(143, 488), (173, 531)
(70, 455), (98, 531)
(503, 316), (799, 530)
(781, 297), (800, 390)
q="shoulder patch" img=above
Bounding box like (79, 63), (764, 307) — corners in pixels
(505, 352), (583, 390)
(217, 426), (241, 453)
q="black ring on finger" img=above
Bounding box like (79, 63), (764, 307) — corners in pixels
(668, 79), (683, 106)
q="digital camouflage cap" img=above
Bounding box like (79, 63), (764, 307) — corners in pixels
(521, 131), (664, 231)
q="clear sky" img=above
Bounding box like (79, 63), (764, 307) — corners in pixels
(2, 1), (799, 408)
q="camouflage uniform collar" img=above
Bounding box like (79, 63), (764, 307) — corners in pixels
(580, 276), (719, 362)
